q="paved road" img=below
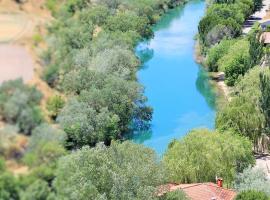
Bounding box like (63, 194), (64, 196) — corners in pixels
(243, 0), (270, 34)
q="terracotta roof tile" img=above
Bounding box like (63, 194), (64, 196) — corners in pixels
(158, 183), (237, 200)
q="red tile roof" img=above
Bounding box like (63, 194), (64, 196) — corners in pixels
(158, 183), (237, 200)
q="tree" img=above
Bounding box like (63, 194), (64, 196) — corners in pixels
(218, 39), (250, 86)
(260, 72), (270, 133)
(163, 129), (254, 185)
(20, 179), (51, 200)
(27, 124), (66, 152)
(0, 172), (20, 200)
(0, 79), (43, 134)
(235, 190), (269, 200)
(206, 39), (234, 71)
(248, 30), (263, 67)
(53, 141), (166, 200)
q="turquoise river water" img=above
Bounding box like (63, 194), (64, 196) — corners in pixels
(133, 0), (217, 154)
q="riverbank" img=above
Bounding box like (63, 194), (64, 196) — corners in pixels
(195, 41), (231, 102)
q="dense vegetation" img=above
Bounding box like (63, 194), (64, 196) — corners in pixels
(0, 79), (43, 135)
(43, 0), (187, 149)
(0, 0), (269, 199)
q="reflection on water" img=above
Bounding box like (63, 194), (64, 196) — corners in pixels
(133, 0), (216, 154)
(196, 66), (216, 110)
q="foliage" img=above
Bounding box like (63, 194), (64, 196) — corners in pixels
(163, 129), (254, 184)
(159, 190), (189, 200)
(0, 125), (30, 161)
(198, 0), (253, 48)
(58, 73), (152, 149)
(248, 30), (264, 67)
(235, 190), (269, 200)
(43, 0), (183, 147)
(217, 67), (270, 150)
(218, 39), (250, 86)
(260, 72), (270, 133)
(27, 124), (66, 152)
(0, 172), (20, 200)
(46, 95), (65, 120)
(0, 79), (43, 134)
(206, 39), (234, 71)
(20, 179), (51, 200)
(234, 166), (270, 196)
(24, 141), (67, 168)
(53, 141), (166, 200)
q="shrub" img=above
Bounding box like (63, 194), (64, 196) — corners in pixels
(20, 179), (51, 200)
(46, 96), (65, 120)
(235, 190), (269, 200)
(0, 172), (20, 200)
(0, 79), (43, 134)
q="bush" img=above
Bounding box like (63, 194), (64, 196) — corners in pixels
(0, 172), (20, 200)
(24, 142), (67, 168)
(27, 124), (66, 151)
(20, 179), (51, 200)
(46, 96), (65, 120)
(0, 79), (43, 134)
(235, 190), (269, 200)
(0, 126), (27, 159)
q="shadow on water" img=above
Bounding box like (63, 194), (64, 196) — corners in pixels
(196, 66), (217, 110)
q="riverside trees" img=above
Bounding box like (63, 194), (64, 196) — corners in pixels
(53, 141), (166, 200)
(42, 0), (185, 148)
(163, 129), (254, 185)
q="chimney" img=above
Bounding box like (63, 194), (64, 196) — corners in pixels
(217, 178), (223, 187)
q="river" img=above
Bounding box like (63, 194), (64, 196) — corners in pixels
(133, 0), (216, 154)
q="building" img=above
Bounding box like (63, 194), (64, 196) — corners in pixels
(158, 180), (237, 200)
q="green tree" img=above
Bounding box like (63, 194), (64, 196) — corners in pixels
(20, 179), (51, 200)
(260, 72), (270, 133)
(0, 79), (43, 134)
(248, 30), (263, 67)
(163, 129), (254, 185)
(0, 172), (20, 200)
(53, 141), (166, 200)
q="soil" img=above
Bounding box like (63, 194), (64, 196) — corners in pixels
(0, 0), (56, 174)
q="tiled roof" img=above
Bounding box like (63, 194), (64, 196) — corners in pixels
(158, 183), (237, 200)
